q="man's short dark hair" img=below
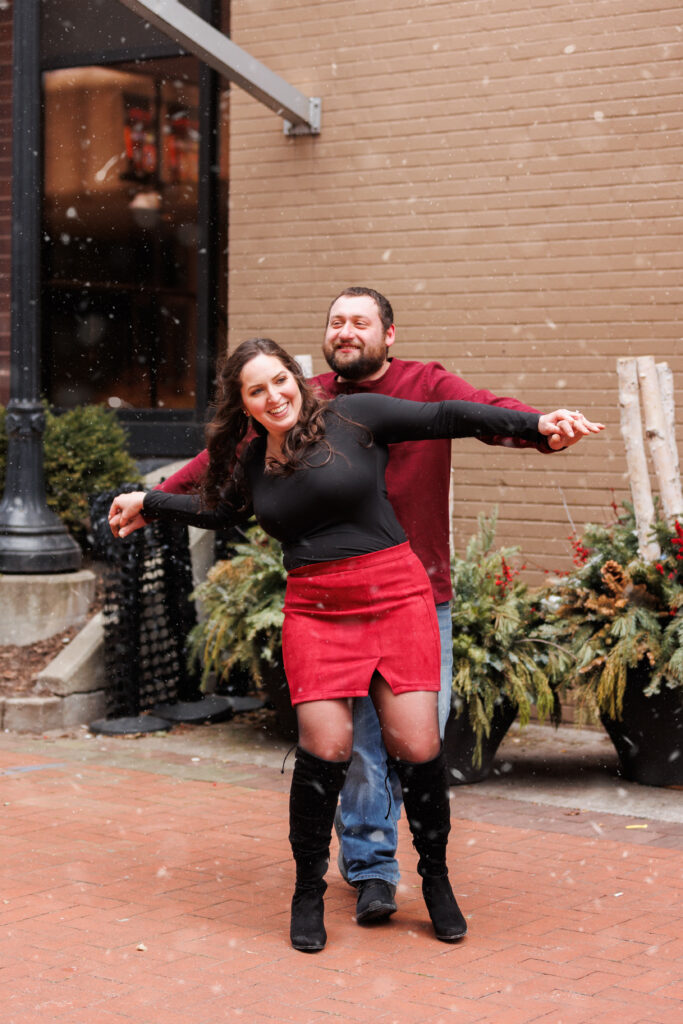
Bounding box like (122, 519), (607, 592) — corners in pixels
(327, 287), (394, 334)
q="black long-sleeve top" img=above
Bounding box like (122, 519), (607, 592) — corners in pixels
(143, 394), (542, 571)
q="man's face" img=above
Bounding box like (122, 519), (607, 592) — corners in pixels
(323, 295), (395, 381)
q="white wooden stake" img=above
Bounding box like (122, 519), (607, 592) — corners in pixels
(656, 361), (680, 483)
(617, 358), (659, 560)
(638, 356), (683, 523)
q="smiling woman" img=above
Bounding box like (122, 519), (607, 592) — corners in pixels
(240, 353), (303, 453)
(201, 339), (333, 502)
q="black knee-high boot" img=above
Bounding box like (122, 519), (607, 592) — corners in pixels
(289, 747), (350, 952)
(390, 749), (467, 942)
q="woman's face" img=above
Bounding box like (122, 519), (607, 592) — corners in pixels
(240, 353), (303, 439)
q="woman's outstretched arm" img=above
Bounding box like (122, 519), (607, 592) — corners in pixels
(108, 489), (249, 538)
(337, 393), (603, 449)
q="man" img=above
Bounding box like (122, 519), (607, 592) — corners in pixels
(139, 287), (592, 926)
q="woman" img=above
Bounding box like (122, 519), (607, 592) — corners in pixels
(109, 338), (603, 953)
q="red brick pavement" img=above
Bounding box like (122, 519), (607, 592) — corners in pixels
(1, 746), (681, 1024)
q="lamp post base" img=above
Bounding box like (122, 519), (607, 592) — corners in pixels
(0, 526), (83, 574)
(0, 401), (83, 573)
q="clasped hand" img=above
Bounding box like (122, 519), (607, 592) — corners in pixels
(537, 409), (604, 450)
(108, 491), (147, 538)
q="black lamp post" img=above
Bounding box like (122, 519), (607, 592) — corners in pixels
(0, 0), (82, 573)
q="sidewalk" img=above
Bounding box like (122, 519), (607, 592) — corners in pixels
(1, 718), (681, 1024)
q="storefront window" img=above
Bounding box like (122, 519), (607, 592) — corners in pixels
(41, 61), (205, 412)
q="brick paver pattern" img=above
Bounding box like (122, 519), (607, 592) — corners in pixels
(1, 748), (681, 1024)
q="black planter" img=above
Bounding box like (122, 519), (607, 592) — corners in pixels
(443, 695), (518, 784)
(260, 653), (298, 742)
(600, 666), (683, 787)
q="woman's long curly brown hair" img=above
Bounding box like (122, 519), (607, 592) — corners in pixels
(202, 338), (331, 509)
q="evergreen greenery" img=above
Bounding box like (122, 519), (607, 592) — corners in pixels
(0, 403), (140, 547)
(450, 510), (557, 765)
(188, 526), (286, 688)
(537, 502), (683, 721)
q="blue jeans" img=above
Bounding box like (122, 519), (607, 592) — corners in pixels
(337, 601), (453, 887)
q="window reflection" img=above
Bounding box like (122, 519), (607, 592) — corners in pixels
(42, 62), (203, 411)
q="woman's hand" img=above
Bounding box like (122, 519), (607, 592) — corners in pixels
(537, 409), (605, 451)
(108, 491), (147, 538)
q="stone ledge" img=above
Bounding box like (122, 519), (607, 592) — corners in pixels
(34, 612), (104, 697)
(61, 690), (107, 727)
(3, 691), (107, 732)
(3, 695), (63, 732)
(0, 570), (96, 646)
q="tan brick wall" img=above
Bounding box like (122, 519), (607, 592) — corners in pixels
(225, 0), (683, 578)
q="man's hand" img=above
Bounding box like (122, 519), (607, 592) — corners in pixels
(538, 409), (605, 451)
(108, 491), (147, 538)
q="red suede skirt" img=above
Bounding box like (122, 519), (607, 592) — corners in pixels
(282, 542), (441, 705)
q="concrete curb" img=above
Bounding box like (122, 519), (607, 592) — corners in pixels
(34, 612), (105, 697)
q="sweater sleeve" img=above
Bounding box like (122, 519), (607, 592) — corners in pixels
(338, 393), (543, 446)
(143, 488), (252, 531)
(424, 362), (555, 452)
(155, 450), (209, 493)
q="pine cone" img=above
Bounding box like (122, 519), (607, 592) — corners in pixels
(601, 559), (628, 596)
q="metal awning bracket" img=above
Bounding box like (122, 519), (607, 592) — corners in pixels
(284, 97), (321, 136)
(116, 0), (321, 135)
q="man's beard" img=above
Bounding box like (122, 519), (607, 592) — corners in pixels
(325, 345), (387, 381)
